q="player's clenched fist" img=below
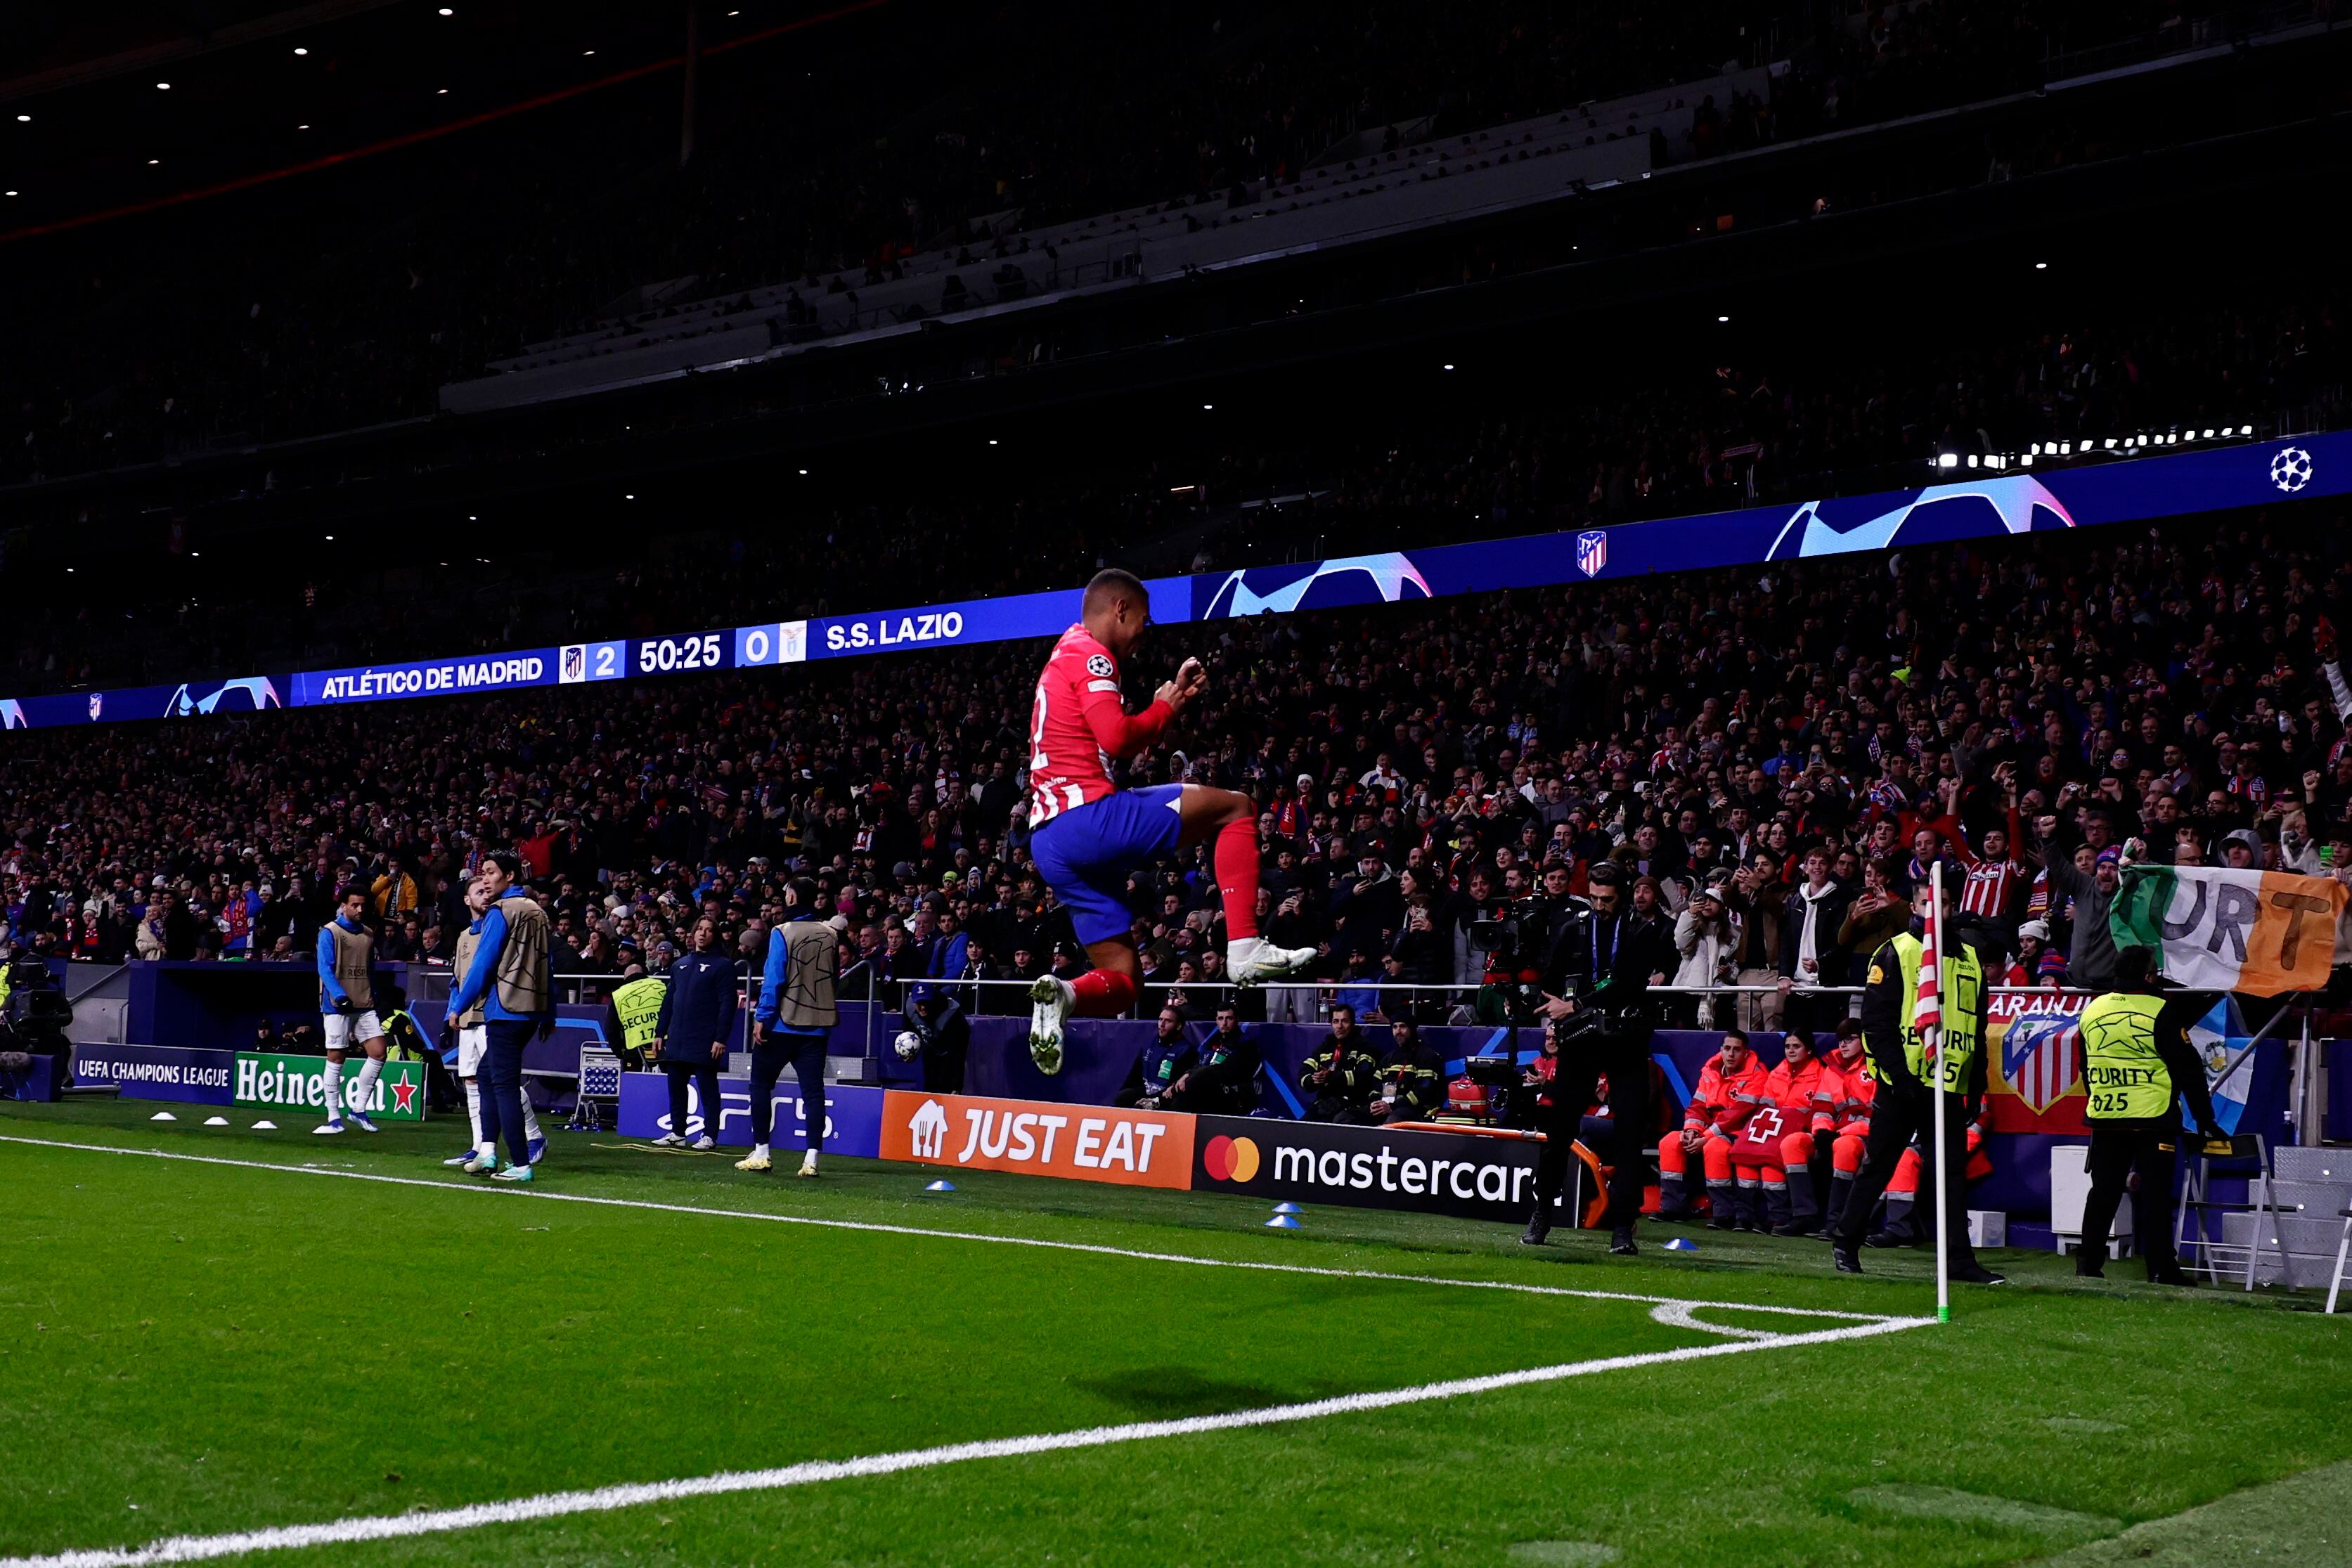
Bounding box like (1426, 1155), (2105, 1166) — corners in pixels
(1156, 656), (1207, 711)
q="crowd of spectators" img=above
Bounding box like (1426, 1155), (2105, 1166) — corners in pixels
(6, 506), (2351, 1044)
(0, 0), (2234, 482)
(5, 287), (2341, 704)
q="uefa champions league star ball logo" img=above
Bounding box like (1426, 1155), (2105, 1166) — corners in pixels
(2270, 444), (2314, 493)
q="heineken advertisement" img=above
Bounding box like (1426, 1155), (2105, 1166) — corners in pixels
(234, 1052), (427, 1122)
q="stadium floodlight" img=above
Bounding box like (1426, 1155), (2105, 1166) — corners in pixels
(583, 48), (595, 55)
(2202, 428), (2215, 439)
(148, 159), (160, 165)
(624, 493), (635, 500)
(1442, 363), (1455, 370)
(437, 88), (448, 94)
(2240, 425), (2253, 434)
(799, 468), (808, 475)
(1203, 403), (1214, 410)
(294, 46), (307, 55)
(1717, 314), (1730, 323)
(2035, 261), (2048, 270)
(15, 113), (30, 122)
(157, 82), (172, 90)
(1966, 455), (1979, 468)
(4, 190), (15, 197)
(2104, 439), (2117, 449)
(439, 6), (455, 13)
(988, 439), (998, 445)
(1937, 453), (1958, 469)
(2021, 453), (2034, 466)
(2059, 441), (2071, 454)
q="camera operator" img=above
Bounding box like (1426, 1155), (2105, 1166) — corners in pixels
(0, 947), (75, 1092)
(1519, 862), (1669, 1257)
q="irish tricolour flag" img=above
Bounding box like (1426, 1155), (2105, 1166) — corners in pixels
(2110, 864), (2346, 995)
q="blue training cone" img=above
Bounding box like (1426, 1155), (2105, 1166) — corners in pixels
(924, 1179), (957, 1193)
(1663, 1237), (1698, 1252)
(1264, 1214), (1302, 1229)
(1271, 1203), (1303, 1216)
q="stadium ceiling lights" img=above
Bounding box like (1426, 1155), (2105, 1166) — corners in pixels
(156, 82), (172, 90)
(2035, 261), (2048, 270)
(1717, 314), (1730, 323)
(14, 114), (29, 122)
(293, 46), (309, 55)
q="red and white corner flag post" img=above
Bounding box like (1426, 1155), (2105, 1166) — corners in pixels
(1920, 862), (1950, 1322)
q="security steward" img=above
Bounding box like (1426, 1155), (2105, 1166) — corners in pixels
(1829, 875), (2005, 1283)
(745, 879), (841, 1177)
(1522, 861), (1668, 1257)
(652, 914), (739, 1152)
(603, 963), (668, 1071)
(2074, 945), (2223, 1283)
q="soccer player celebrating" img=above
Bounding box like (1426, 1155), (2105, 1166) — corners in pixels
(1023, 569), (1314, 1071)
(314, 885), (389, 1134)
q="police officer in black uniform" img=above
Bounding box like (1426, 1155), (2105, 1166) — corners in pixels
(1521, 862), (1668, 1257)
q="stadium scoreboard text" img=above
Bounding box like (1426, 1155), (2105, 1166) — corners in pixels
(4, 432), (2342, 730)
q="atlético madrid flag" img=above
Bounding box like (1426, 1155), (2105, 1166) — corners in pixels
(2109, 864), (2346, 994)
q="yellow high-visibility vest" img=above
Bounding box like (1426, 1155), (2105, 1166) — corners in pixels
(1868, 930), (1982, 1093)
(2079, 990), (2173, 1120)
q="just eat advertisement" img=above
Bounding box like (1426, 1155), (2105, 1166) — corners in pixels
(878, 1090), (1196, 1190)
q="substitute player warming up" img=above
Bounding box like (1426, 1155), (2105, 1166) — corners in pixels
(1023, 569), (1314, 1071)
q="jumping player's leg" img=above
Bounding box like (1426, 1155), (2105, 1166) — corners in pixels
(1174, 785), (1314, 982)
(1024, 786), (1179, 1073)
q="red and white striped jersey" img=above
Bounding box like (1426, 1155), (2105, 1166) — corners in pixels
(1026, 624), (1172, 827)
(1960, 857), (2030, 920)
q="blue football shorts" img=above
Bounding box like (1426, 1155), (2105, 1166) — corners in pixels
(1028, 784), (1187, 947)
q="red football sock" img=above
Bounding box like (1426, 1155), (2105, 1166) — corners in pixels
(1068, 967), (1137, 1018)
(1214, 816), (1261, 940)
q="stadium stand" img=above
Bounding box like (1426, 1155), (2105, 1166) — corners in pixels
(4, 510), (2348, 1033)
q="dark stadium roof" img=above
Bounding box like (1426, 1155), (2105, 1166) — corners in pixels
(1, 0), (874, 235)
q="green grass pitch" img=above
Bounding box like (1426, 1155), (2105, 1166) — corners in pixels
(4, 1096), (2348, 1568)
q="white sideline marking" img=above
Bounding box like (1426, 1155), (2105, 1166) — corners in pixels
(0, 1134), (1907, 1324)
(0, 1316), (1927, 1568)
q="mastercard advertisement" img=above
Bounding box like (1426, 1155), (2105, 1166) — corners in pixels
(878, 1089), (1196, 1190)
